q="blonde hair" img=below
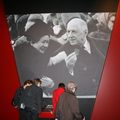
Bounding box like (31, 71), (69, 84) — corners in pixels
(67, 81), (77, 92)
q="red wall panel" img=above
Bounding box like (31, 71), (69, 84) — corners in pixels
(91, 1), (120, 120)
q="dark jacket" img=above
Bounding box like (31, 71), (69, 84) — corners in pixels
(14, 36), (49, 84)
(55, 91), (83, 120)
(14, 36), (60, 85)
(21, 84), (43, 113)
(12, 87), (24, 108)
(47, 38), (104, 95)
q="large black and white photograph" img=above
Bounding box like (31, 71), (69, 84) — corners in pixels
(7, 12), (116, 97)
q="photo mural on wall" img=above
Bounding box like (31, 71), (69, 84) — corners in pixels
(7, 12), (116, 97)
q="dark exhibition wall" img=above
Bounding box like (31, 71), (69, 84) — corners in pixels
(3, 0), (119, 13)
(1, 0), (120, 120)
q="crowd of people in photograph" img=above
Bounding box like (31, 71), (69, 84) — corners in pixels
(7, 12), (116, 97)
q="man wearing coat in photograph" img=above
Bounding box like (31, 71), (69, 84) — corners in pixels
(48, 17), (104, 96)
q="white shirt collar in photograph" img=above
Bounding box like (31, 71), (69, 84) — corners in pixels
(83, 40), (91, 54)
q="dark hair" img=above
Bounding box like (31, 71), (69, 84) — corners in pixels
(33, 78), (42, 85)
(50, 13), (56, 17)
(58, 83), (65, 88)
(23, 80), (33, 86)
(24, 20), (53, 43)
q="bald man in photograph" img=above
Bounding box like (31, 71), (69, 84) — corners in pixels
(48, 17), (104, 96)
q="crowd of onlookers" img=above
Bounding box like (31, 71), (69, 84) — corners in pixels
(12, 79), (85, 120)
